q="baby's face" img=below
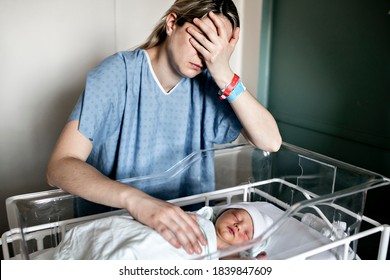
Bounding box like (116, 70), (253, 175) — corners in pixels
(215, 208), (254, 249)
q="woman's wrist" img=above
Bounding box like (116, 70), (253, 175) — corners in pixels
(214, 70), (235, 91)
(118, 183), (145, 213)
(218, 73), (246, 102)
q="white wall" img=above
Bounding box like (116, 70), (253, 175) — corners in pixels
(240, 0), (263, 94)
(0, 0), (262, 244)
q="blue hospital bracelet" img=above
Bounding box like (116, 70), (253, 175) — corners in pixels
(226, 80), (246, 102)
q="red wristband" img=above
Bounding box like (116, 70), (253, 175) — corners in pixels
(219, 74), (240, 100)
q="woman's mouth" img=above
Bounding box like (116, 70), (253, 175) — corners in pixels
(190, 62), (203, 71)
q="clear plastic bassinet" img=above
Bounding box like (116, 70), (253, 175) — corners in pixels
(1, 143), (389, 260)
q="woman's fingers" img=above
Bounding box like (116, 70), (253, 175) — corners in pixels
(187, 25), (213, 59)
(156, 208), (204, 254)
(170, 208), (207, 254)
(158, 226), (182, 248)
(187, 14), (226, 60)
(207, 11), (228, 38)
(209, 11), (240, 49)
(133, 198), (206, 255)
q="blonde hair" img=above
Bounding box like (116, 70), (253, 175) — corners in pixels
(138, 0), (240, 49)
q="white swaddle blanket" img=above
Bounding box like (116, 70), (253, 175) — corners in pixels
(37, 202), (347, 260)
(53, 208), (217, 260)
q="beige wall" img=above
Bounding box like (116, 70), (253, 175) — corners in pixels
(0, 0), (262, 241)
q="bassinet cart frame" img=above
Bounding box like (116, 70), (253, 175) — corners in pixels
(1, 143), (389, 260)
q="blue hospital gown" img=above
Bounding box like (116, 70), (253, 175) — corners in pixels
(69, 49), (242, 206)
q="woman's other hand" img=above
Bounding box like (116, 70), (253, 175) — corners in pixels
(126, 192), (207, 255)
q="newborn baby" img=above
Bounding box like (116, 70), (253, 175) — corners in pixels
(53, 202), (273, 260)
(212, 202), (273, 259)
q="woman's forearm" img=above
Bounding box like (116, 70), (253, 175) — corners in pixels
(46, 156), (207, 255)
(230, 90), (282, 152)
(46, 156), (140, 210)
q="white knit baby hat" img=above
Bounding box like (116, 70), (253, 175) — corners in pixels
(214, 201), (274, 258)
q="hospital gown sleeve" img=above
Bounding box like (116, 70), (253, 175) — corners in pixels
(68, 53), (127, 146)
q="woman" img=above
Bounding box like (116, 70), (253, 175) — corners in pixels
(46, 0), (281, 257)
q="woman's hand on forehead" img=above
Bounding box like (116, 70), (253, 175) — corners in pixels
(186, 11), (240, 89)
(189, 14), (227, 38)
(203, 12), (233, 40)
